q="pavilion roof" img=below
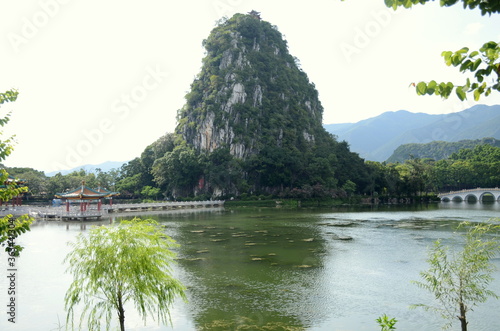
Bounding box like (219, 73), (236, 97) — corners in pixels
(0, 174), (27, 188)
(55, 182), (115, 200)
(95, 185), (120, 197)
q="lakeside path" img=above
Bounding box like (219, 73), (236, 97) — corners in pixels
(0, 200), (225, 220)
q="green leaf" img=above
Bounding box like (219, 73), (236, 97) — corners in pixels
(469, 51), (479, 58)
(460, 59), (472, 72)
(472, 58), (482, 71)
(451, 54), (463, 67)
(456, 87), (466, 101)
(436, 82), (454, 99)
(442, 51), (453, 66)
(416, 82), (427, 95)
(473, 89), (481, 101)
(476, 69), (485, 82)
(426, 80), (437, 95)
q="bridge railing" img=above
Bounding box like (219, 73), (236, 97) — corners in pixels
(438, 188), (500, 196)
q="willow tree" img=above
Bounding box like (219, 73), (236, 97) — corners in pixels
(412, 220), (500, 331)
(65, 218), (186, 331)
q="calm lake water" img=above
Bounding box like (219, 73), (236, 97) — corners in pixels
(1, 202), (500, 331)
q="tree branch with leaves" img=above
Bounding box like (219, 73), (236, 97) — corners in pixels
(415, 42), (499, 101)
(384, 0), (499, 101)
(0, 89), (32, 256)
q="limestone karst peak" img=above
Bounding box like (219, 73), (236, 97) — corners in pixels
(176, 12), (324, 160)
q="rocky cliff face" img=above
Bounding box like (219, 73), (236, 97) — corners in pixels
(176, 13), (325, 160)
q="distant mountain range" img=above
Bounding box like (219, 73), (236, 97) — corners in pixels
(46, 161), (127, 177)
(323, 104), (500, 162)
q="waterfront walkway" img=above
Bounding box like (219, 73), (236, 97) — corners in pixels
(0, 200), (225, 220)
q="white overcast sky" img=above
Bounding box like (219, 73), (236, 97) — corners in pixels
(1, 0), (500, 173)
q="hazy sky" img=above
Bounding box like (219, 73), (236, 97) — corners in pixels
(1, 0), (500, 173)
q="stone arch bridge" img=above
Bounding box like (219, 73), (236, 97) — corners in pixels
(438, 188), (500, 202)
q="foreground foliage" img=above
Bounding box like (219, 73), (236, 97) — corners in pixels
(376, 314), (397, 331)
(385, 0), (499, 101)
(412, 220), (500, 331)
(385, 0), (499, 17)
(65, 218), (186, 331)
(0, 89), (32, 256)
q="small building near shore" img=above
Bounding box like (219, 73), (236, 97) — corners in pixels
(55, 181), (119, 212)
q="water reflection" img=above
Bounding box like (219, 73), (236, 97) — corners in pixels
(159, 209), (331, 330)
(439, 200), (500, 210)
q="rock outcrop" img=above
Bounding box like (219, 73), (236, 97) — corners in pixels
(176, 12), (325, 160)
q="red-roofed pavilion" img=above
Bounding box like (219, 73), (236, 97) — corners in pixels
(55, 181), (119, 212)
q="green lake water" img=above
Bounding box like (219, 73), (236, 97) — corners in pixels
(1, 202), (500, 330)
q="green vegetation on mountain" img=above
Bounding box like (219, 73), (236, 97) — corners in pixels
(178, 13), (323, 150)
(146, 12), (370, 198)
(387, 138), (500, 163)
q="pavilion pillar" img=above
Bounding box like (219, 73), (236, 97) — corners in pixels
(66, 201), (70, 212)
(98, 199), (102, 211)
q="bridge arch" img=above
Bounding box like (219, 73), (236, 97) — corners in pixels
(479, 192), (498, 202)
(452, 196), (463, 202)
(464, 194), (478, 202)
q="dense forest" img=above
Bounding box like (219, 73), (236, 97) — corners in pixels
(387, 137), (500, 163)
(5, 141), (500, 203)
